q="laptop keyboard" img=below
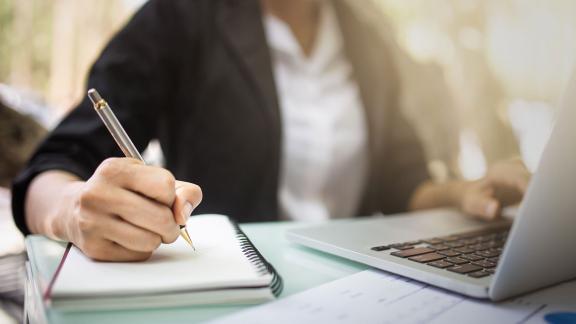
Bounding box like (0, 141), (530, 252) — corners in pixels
(370, 225), (510, 279)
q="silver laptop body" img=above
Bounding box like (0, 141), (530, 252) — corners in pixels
(287, 74), (576, 301)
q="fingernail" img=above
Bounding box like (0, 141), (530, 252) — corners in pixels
(182, 202), (193, 221)
(486, 202), (498, 218)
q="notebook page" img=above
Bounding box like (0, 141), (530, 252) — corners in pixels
(52, 215), (271, 297)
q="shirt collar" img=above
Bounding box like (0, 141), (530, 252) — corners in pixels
(264, 1), (344, 74)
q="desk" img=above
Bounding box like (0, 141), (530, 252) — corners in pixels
(25, 221), (368, 323)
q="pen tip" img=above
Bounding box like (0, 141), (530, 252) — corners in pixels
(180, 227), (196, 250)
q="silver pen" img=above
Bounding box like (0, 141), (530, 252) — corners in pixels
(87, 88), (195, 250)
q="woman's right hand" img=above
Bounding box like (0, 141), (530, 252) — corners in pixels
(26, 158), (202, 261)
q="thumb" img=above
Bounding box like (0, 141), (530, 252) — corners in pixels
(172, 181), (203, 225)
(463, 187), (501, 221)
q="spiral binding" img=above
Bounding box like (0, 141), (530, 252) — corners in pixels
(230, 219), (284, 297)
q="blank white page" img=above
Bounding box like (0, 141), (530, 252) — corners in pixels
(52, 215), (271, 297)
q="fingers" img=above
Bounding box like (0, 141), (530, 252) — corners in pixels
(95, 158), (176, 206)
(487, 159), (532, 193)
(74, 158), (204, 262)
(467, 196), (500, 221)
(488, 171), (530, 194)
(75, 207), (171, 256)
(104, 243), (153, 262)
(515, 167), (531, 192)
(99, 216), (164, 253)
(98, 186), (181, 243)
(461, 182), (501, 220)
(82, 238), (153, 262)
(78, 179), (180, 244)
(76, 209), (171, 260)
(173, 181), (203, 225)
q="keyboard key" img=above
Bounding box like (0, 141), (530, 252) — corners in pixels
(457, 231), (482, 239)
(472, 260), (496, 268)
(409, 253), (445, 263)
(371, 245), (390, 251)
(448, 264), (483, 274)
(423, 238), (444, 245)
(469, 271), (491, 278)
(485, 269), (495, 274)
(470, 244), (490, 251)
(454, 246), (475, 254)
(486, 241), (504, 248)
(495, 234), (506, 240)
(391, 247), (435, 258)
(403, 240), (422, 246)
(438, 250), (460, 257)
(427, 244), (450, 251)
(439, 235), (460, 242)
(488, 256), (500, 263)
(476, 249), (501, 258)
(461, 254), (483, 261)
(479, 243), (493, 250)
(445, 257), (469, 265)
(390, 243), (415, 250)
(463, 238), (480, 245)
(445, 241), (465, 248)
(427, 260), (453, 268)
(479, 235), (495, 243)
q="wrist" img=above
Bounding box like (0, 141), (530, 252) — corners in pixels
(48, 180), (85, 242)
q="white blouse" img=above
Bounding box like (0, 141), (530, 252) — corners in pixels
(264, 2), (368, 221)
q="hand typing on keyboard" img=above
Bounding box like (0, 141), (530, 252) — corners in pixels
(409, 158), (531, 221)
(459, 158), (530, 220)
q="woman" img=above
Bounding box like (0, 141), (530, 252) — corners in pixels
(12, 0), (529, 261)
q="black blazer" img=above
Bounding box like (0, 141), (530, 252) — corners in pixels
(12, 0), (429, 234)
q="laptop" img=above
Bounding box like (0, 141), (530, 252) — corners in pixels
(287, 73), (576, 301)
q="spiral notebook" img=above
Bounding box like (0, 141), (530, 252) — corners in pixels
(44, 215), (282, 311)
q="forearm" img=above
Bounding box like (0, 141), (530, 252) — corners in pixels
(408, 180), (470, 211)
(25, 170), (83, 241)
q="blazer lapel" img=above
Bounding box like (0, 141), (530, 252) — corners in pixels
(216, 0), (282, 219)
(216, 0), (281, 139)
(334, 0), (399, 214)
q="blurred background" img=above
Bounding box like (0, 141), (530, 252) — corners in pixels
(1, 0), (575, 185)
(1, 1), (575, 322)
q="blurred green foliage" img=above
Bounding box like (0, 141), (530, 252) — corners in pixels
(0, 0), (14, 82)
(0, 0), (53, 91)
